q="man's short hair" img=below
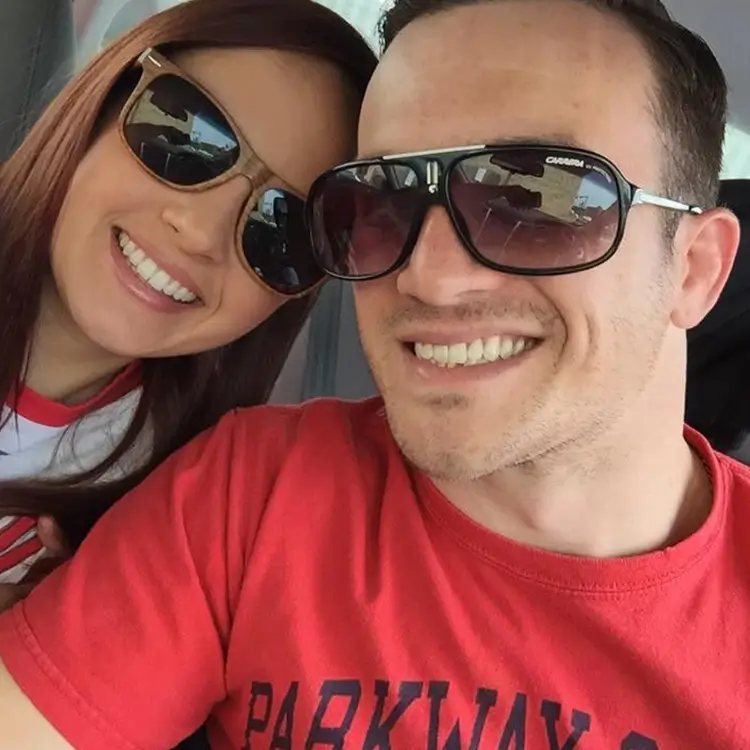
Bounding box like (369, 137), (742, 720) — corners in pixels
(378, 0), (728, 241)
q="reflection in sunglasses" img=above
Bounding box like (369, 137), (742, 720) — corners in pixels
(140, 79), (236, 153)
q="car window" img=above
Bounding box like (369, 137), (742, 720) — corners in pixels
(723, 123), (750, 179)
(78, 0), (385, 57)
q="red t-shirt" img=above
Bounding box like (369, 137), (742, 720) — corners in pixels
(0, 397), (749, 749)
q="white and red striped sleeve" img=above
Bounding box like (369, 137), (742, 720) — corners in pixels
(0, 517), (44, 585)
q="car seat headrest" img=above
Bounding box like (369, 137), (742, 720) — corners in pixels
(685, 179), (750, 453)
(687, 180), (750, 369)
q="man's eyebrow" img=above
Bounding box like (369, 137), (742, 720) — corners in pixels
(356, 133), (588, 160)
(487, 133), (587, 150)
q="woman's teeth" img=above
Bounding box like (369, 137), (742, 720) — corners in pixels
(414, 336), (536, 367)
(116, 230), (197, 303)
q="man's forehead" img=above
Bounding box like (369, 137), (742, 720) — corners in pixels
(359, 0), (654, 160)
(373, 0), (645, 75)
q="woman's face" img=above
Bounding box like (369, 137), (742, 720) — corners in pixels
(50, 47), (359, 359)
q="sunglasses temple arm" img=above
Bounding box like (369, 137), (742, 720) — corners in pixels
(632, 187), (704, 215)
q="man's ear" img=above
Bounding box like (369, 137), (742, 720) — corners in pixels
(670, 207), (741, 330)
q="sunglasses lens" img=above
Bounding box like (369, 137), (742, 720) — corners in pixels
(309, 163), (420, 279)
(449, 150), (621, 271)
(123, 74), (240, 186)
(241, 188), (323, 295)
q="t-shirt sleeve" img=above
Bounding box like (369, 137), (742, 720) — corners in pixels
(0, 409), (256, 750)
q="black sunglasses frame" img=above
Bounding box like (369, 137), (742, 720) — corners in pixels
(307, 144), (704, 282)
(118, 47), (324, 298)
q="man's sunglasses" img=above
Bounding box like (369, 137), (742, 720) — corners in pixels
(306, 144), (704, 281)
(118, 48), (325, 296)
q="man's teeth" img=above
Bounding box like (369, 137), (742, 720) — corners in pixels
(414, 336), (535, 367)
(116, 231), (197, 303)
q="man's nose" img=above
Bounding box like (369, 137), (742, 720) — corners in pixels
(396, 207), (511, 305)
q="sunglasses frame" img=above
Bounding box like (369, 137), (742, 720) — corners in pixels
(307, 143), (705, 282)
(118, 47), (324, 298)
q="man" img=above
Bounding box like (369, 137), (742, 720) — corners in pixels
(0, 0), (745, 748)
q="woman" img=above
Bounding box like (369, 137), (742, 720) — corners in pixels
(0, 0), (376, 585)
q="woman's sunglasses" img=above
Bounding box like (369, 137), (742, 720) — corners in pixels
(118, 48), (325, 297)
(306, 144), (704, 281)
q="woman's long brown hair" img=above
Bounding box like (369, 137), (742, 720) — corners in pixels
(0, 0), (377, 547)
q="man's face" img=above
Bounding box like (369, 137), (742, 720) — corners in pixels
(353, 1), (710, 481)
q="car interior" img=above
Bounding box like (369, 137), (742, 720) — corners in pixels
(1, 0), (748, 441)
(4, 0), (748, 457)
(0, 2), (746, 749)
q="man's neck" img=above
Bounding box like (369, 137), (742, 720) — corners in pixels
(433, 417), (713, 559)
(23, 286), (132, 406)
